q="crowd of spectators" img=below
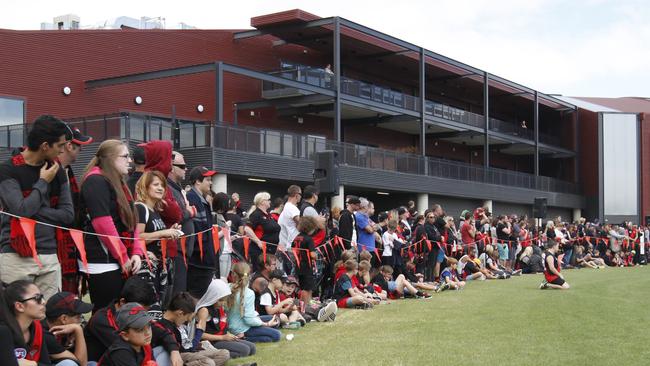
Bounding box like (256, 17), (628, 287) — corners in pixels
(0, 115), (648, 365)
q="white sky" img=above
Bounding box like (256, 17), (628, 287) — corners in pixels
(2, 0), (648, 98)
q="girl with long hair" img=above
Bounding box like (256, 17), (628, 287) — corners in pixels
(3, 280), (51, 365)
(80, 140), (145, 311)
(134, 171), (182, 311)
(225, 262), (281, 343)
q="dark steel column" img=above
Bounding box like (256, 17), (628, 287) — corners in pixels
(574, 107), (579, 184)
(214, 62), (224, 149)
(483, 72), (489, 170)
(333, 17), (342, 142)
(534, 91), (539, 176)
(215, 61), (223, 123)
(419, 48), (426, 157)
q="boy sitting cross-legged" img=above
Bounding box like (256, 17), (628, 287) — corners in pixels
(333, 260), (374, 309)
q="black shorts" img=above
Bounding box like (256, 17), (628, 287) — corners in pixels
(549, 277), (565, 286)
(297, 272), (315, 291)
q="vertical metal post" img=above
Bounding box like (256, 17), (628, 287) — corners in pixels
(573, 107), (580, 185)
(419, 47), (426, 160)
(233, 103), (238, 125)
(333, 17), (342, 142)
(172, 104), (180, 150)
(214, 62), (223, 148)
(483, 72), (490, 170)
(534, 91), (540, 176)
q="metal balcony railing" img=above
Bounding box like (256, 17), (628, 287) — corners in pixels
(263, 62), (571, 149)
(0, 113), (577, 194)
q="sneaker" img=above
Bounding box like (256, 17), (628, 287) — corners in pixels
(435, 284), (443, 293)
(512, 269), (522, 276)
(328, 312), (337, 322)
(416, 291), (432, 299)
(539, 281), (548, 290)
(317, 301), (338, 322)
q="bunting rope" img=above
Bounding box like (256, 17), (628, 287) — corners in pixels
(0, 209), (645, 272)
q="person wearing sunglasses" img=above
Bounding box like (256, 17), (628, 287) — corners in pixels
(3, 280), (53, 366)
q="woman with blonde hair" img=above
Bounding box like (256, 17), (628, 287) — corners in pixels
(245, 192), (280, 270)
(226, 262), (281, 342)
(134, 170), (182, 309)
(80, 139), (145, 311)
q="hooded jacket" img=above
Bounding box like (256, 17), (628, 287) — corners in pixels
(142, 140), (182, 256)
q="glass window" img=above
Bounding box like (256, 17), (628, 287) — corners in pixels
(0, 97), (24, 126)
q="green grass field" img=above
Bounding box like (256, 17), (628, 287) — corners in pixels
(230, 266), (650, 366)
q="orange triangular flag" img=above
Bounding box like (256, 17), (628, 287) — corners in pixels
(211, 226), (220, 254)
(69, 229), (88, 272)
(18, 217), (41, 267)
(197, 231), (204, 261)
(243, 237), (250, 259)
(106, 235), (127, 267)
(292, 247), (301, 269)
(426, 240), (432, 252)
(374, 248), (381, 262)
(180, 237), (187, 267)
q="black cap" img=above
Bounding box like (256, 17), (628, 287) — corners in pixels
(45, 292), (93, 318)
(65, 124), (93, 145)
(132, 145), (146, 165)
(189, 166), (217, 183)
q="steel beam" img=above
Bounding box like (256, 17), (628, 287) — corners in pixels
(534, 91), (539, 176)
(85, 63), (215, 89)
(483, 72), (490, 169)
(233, 17), (335, 40)
(334, 17), (342, 142)
(419, 47), (426, 157)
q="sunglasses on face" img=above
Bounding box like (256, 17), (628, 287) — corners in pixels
(20, 293), (45, 304)
(173, 163), (186, 170)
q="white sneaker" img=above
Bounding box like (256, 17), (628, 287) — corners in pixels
(318, 301), (338, 322)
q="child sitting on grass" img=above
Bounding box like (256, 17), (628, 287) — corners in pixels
(333, 260), (374, 309)
(437, 257), (465, 291)
(226, 262), (282, 342)
(278, 276), (338, 323)
(98, 303), (157, 366)
(372, 265), (431, 299)
(575, 245), (605, 269)
(403, 259), (438, 292)
(157, 292), (230, 366)
(258, 269), (305, 327)
(356, 260), (385, 303)
(540, 241), (570, 290)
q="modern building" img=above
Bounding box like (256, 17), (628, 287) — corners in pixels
(562, 96), (650, 225)
(0, 9), (586, 220)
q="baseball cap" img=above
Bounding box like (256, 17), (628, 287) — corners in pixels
(115, 302), (153, 331)
(66, 124), (93, 145)
(346, 195), (361, 205)
(189, 166), (217, 183)
(283, 275), (300, 286)
(132, 145), (146, 165)
(45, 292), (93, 318)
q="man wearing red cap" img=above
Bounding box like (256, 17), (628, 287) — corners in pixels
(57, 124), (93, 294)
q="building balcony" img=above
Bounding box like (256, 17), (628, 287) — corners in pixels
(0, 113), (579, 202)
(261, 63), (566, 149)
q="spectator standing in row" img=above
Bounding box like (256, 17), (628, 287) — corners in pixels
(167, 151), (195, 294)
(126, 145), (146, 195)
(56, 125), (93, 295)
(338, 196), (360, 250)
(80, 140), (144, 311)
(0, 116), (74, 300)
(186, 166), (218, 298)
